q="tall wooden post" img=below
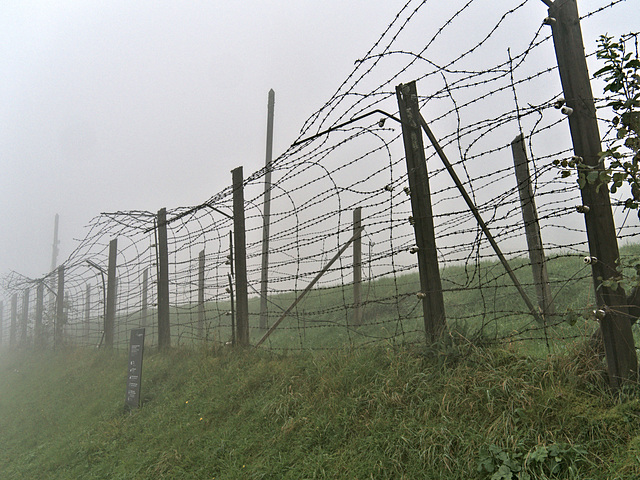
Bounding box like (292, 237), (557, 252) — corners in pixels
(157, 208), (171, 350)
(353, 207), (363, 326)
(396, 81), (446, 342)
(84, 284), (91, 342)
(49, 214), (59, 325)
(198, 249), (205, 339)
(142, 268), (148, 325)
(20, 288), (29, 346)
(55, 266), (64, 349)
(232, 167), (250, 346)
(105, 238), (117, 349)
(35, 283), (43, 348)
(547, 0), (637, 385)
(260, 89), (275, 330)
(0, 300), (4, 345)
(511, 134), (555, 319)
(10, 293), (17, 346)
(228, 231), (236, 346)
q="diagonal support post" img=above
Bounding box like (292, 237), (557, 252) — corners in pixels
(255, 227), (363, 348)
(417, 113), (543, 325)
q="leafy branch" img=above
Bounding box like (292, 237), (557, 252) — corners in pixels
(554, 33), (640, 213)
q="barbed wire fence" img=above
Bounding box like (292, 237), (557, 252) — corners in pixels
(1, 0), (638, 356)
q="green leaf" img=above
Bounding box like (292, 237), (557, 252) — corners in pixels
(625, 59), (640, 69)
(594, 65), (614, 76)
(587, 171), (600, 184)
(491, 464), (514, 480)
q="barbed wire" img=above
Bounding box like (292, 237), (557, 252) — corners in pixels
(1, 0), (638, 353)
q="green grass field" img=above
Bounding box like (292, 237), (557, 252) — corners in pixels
(7, 245), (637, 478)
(1, 341), (640, 479)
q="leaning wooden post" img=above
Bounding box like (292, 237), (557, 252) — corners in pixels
(55, 266), (64, 349)
(232, 167), (250, 347)
(157, 208), (171, 350)
(105, 238), (118, 349)
(259, 89), (275, 330)
(198, 249), (205, 339)
(547, 0), (637, 386)
(396, 81), (446, 343)
(255, 226), (364, 348)
(353, 207), (363, 326)
(20, 288), (29, 346)
(10, 293), (17, 346)
(511, 134), (556, 319)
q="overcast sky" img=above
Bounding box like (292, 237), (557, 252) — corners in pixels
(1, 0), (636, 280)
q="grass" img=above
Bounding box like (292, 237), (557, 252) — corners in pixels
(1, 340), (640, 479)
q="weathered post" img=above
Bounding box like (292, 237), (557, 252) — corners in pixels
(232, 167), (250, 346)
(20, 288), (29, 346)
(55, 265), (64, 349)
(396, 81), (446, 343)
(260, 89), (276, 330)
(157, 208), (171, 350)
(142, 268), (148, 325)
(511, 133), (555, 319)
(10, 294), (17, 346)
(228, 273), (235, 347)
(353, 207), (363, 326)
(228, 231), (236, 346)
(105, 238), (118, 349)
(547, 0), (637, 386)
(198, 249), (205, 339)
(35, 283), (43, 348)
(49, 214), (59, 325)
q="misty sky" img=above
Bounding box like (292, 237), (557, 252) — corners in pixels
(1, 0), (636, 280)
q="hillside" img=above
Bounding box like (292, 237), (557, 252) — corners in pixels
(1, 343), (640, 479)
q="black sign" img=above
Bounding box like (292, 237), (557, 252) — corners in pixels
(125, 328), (145, 409)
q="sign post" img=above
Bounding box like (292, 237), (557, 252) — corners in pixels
(125, 328), (145, 410)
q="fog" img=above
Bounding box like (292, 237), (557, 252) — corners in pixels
(0, 0), (636, 280)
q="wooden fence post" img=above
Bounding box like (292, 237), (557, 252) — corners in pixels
(396, 81), (446, 343)
(157, 208), (171, 350)
(547, 0), (637, 386)
(232, 167), (250, 347)
(353, 207), (363, 326)
(255, 226), (363, 348)
(20, 288), (29, 346)
(105, 238), (117, 349)
(198, 249), (205, 339)
(55, 266), (64, 349)
(10, 294), (17, 346)
(511, 133), (555, 319)
(260, 89), (275, 330)
(35, 283), (43, 348)
(228, 231), (236, 346)
(142, 268), (148, 325)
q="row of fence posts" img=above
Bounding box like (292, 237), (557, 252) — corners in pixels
(0, 0), (634, 388)
(391, 0), (636, 389)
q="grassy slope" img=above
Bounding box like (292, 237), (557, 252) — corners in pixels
(1, 343), (640, 479)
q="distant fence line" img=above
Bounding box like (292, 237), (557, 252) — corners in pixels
(1, 0), (639, 357)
